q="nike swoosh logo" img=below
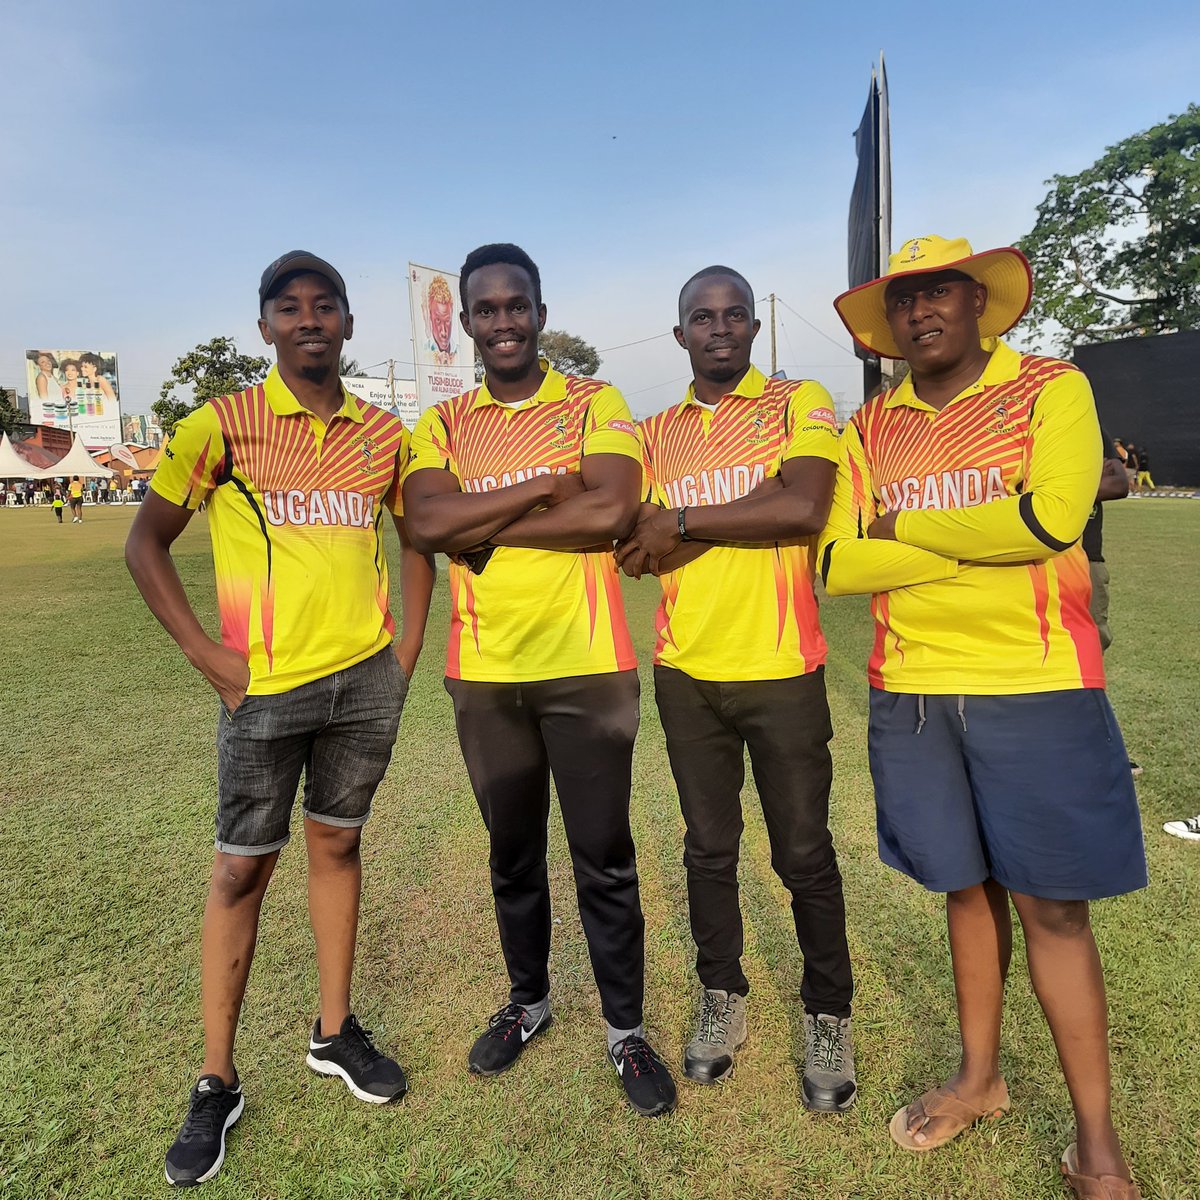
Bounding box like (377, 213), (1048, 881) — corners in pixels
(613, 1056), (625, 1076)
(309, 1039), (332, 1050)
(520, 1014), (545, 1042)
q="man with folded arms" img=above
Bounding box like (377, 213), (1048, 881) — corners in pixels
(617, 266), (856, 1110)
(403, 242), (676, 1117)
(127, 251), (434, 1185)
(822, 235), (1145, 1199)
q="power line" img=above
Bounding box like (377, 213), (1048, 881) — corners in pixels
(774, 297), (859, 358)
(597, 331), (675, 353)
(623, 373), (693, 398)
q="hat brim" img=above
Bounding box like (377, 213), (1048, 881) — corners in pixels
(833, 248), (1032, 360)
(259, 254), (348, 310)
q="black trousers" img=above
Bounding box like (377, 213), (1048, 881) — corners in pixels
(654, 665), (853, 1017)
(446, 670), (645, 1029)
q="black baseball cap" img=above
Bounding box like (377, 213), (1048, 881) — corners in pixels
(259, 250), (348, 311)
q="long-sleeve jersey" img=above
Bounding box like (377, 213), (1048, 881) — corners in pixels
(818, 341), (1105, 694)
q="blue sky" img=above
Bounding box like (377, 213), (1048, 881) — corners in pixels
(5, 0), (1198, 418)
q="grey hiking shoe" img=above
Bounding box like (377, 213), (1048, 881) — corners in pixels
(802, 1013), (856, 1112)
(683, 989), (747, 1084)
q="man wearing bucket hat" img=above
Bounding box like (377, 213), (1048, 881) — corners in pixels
(820, 236), (1145, 1199)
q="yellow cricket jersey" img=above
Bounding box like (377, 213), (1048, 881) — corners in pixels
(406, 363), (640, 683)
(150, 366), (409, 695)
(818, 340), (1104, 695)
(640, 368), (839, 681)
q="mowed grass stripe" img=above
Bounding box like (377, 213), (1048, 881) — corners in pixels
(0, 500), (1196, 1199)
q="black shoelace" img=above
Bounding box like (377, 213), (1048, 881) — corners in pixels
(482, 1003), (527, 1041)
(809, 1020), (845, 1072)
(338, 1018), (386, 1071)
(180, 1088), (232, 1142)
(614, 1036), (659, 1078)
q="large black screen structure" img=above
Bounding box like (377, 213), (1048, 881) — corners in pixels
(1074, 330), (1200, 486)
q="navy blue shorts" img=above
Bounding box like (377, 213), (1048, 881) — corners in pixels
(867, 689), (1147, 900)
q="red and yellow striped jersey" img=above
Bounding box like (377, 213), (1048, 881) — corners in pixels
(150, 366), (408, 694)
(405, 363), (640, 683)
(639, 368), (840, 681)
(818, 341), (1104, 694)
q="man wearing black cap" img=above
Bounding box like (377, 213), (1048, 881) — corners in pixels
(127, 252), (435, 1186)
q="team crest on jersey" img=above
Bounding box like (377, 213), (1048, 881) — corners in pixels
(744, 408), (771, 445)
(985, 399), (1019, 435)
(547, 412), (575, 450)
(352, 434), (380, 473)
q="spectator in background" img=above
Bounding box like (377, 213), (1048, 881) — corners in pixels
(1123, 441), (1139, 491)
(1084, 430), (1130, 651)
(1085, 431), (1141, 778)
(1135, 446), (1155, 491)
(52, 487), (64, 523)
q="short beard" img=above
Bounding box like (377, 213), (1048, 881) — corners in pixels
(300, 364), (332, 385)
(698, 361), (746, 385)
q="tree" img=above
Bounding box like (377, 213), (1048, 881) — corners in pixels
(539, 329), (602, 376)
(154, 337), (271, 435)
(0, 389), (19, 436)
(1017, 104), (1200, 354)
(339, 355), (365, 377)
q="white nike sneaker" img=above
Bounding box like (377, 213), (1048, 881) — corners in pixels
(467, 1001), (553, 1075)
(1163, 814), (1200, 841)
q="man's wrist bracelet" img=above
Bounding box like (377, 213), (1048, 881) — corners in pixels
(678, 506), (691, 541)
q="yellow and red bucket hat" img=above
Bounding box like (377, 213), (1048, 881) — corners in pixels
(833, 235), (1033, 360)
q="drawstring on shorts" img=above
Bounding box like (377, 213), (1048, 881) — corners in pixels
(913, 695), (968, 734)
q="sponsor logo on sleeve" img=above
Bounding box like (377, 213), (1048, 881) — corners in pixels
(607, 419), (636, 435)
(806, 406), (837, 427)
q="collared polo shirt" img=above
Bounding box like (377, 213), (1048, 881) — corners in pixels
(406, 362), (640, 683)
(819, 340), (1104, 694)
(638, 366), (840, 681)
(150, 365), (409, 694)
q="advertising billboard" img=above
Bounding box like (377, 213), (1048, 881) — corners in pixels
(407, 263), (475, 412)
(121, 412), (163, 448)
(26, 349), (123, 449)
(340, 376), (420, 428)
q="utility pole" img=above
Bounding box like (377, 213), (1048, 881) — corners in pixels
(769, 293), (777, 375)
(387, 359), (396, 412)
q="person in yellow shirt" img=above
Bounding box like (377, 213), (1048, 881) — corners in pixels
(68, 475), (84, 522)
(616, 266), (855, 1110)
(404, 243), (675, 1117)
(823, 236), (1145, 1200)
(126, 252), (435, 1186)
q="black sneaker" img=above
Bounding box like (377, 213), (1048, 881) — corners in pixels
(610, 1036), (677, 1116)
(306, 1014), (407, 1104)
(1129, 760), (1143, 778)
(468, 1002), (553, 1076)
(164, 1074), (244, 1187)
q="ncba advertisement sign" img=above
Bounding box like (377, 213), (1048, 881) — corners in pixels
(339, 376), (419, 427)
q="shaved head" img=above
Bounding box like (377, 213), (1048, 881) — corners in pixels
(678, 265), (755, 323)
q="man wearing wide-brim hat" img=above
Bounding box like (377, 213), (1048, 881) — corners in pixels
(820, 235), (1145, 1199)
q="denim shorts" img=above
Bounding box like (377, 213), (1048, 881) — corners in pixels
(215, 647), (408, 856)
(867, 689), (1147, 900)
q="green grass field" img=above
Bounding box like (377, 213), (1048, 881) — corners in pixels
(1, 500), (1197, 1200)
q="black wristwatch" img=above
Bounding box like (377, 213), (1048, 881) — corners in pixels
(677, 506), (691, 542)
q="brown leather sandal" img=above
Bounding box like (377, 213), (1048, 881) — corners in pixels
(1060, 1143), (1142, 1199)
(888, 1081), (1010, 1152)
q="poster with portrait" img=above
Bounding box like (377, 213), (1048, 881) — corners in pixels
(340, 376), (420, 428)
(407, 264), (475, 412)
(121, 412), (163, 448)
(26, 349), (123, 449)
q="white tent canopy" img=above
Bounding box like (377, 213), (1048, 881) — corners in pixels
(0, 433), (43, 479)
(50, 434), (114, 479)
(0, 432), (114, 481)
